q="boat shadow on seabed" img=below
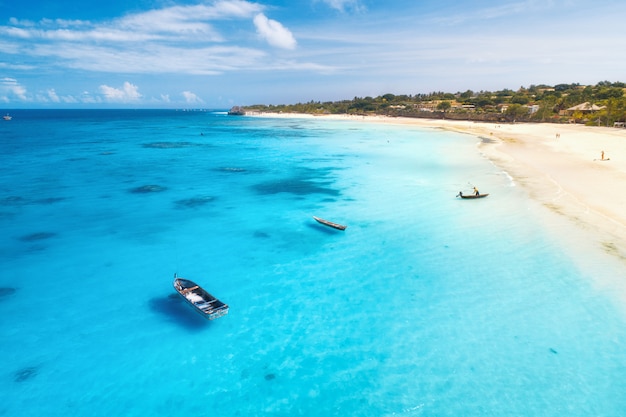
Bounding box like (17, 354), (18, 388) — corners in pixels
(148, 295), (211, 331)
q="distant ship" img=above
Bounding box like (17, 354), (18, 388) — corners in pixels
(227, 106), (246, 116)
(3, 113), (12, 121)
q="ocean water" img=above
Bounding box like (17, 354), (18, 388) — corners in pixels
(1, 109), (625, 416)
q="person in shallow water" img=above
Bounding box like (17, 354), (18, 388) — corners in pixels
(473, 186), (480, 196)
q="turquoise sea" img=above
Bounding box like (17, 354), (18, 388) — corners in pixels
(1, 109), (625, 416)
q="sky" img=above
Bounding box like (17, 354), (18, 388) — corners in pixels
(1, 0), (625, 108)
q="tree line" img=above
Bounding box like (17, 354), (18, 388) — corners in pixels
(243, 81), (626, 125)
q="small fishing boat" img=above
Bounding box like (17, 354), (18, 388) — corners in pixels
(173, 275), (229, 320)
(3, 114), (12, 121)
(313, 216), (347, 230)
(457, 192), (489, 199)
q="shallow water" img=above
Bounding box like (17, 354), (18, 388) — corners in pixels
(1, 110), (625, 416)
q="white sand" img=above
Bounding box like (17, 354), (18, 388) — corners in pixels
(251, 112), (626, 275)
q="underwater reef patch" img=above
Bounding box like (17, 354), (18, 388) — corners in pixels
(0, 196), (27, 206)
(0, 287), (17, 298)
(252, 178), (339, 196)
(18, 232), (57, 242)
(174, 195), (216, 209)
(14, 366), (38, 382)
(33, 197), (66, 205)
(130, 185), (168, 193)
(1, 196), (66, 207)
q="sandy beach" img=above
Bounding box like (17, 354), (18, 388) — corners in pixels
(252, 112), (626, 276)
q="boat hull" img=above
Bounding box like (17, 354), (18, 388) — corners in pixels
(313, 216), (347, 230)
(459, 193), (489, 199)
(173, 277), (229, 320)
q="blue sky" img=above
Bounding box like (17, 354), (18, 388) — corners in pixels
(1, 0), (625, 108)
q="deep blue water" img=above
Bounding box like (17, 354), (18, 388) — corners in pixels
(1, 109), (625, 416)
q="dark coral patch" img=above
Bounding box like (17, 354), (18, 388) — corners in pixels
(14, 366), (38, 382)
(18, 232), (57, 242)
(252, 178), (339, 196)
(264, 373), (276, 381)
(33, 197), (66, 204)
(0, 287), (17, 298)
(130, 185), (168, 194)
(1, 196), (65, 207)
(0, 196), (27, 206)
(174, 195), (215, 209)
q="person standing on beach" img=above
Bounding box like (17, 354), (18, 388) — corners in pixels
(601, 150), (605, 160)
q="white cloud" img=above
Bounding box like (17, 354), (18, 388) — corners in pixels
(99, 82), (142, 102)
(34, 88), (81, 103)
(430, 1), (551, 26)
(0, 0), (303, 75)
(1, 1), (265, 44)
(182, 91), (204, 104)
(253, 13), (296, 50)
(318, 0), (365, 12)
(79, 91), (102, 104)
(0, 61), (36, 70)
(62, 95), (79, 104)
(28, 42), (267, 75)
(0, 77), (28, 101)
(47, 88), (60, 102)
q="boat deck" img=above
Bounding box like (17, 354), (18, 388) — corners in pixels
(174, 277), (229, 320)
(313, 216), (347, 230)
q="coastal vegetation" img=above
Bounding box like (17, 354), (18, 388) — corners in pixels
(243, 81), (626, 126)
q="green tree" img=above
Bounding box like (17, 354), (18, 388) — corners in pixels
(511, 94), (530, 105)
(475, 95), (494, 108)
(505, 104), (528, 121)
(596, 87), (624, 100)
(437, 101), (452, 113)
(533, 96), (557, 121)
(460, 90), (474, 100)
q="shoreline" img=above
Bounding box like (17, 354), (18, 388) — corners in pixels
(250, 112), (626, 290)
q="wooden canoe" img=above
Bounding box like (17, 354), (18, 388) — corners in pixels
(458, 193), (489, 199)
(173, 276), (229, 320)
(313, 216), (347, 230)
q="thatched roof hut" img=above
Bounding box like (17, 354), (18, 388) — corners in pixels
(566, 102), (605, 113)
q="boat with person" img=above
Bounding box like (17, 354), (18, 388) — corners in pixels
(173, 275), (229, 320)
(457, 191), (489, 199)
(313, 216), (347, 230)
